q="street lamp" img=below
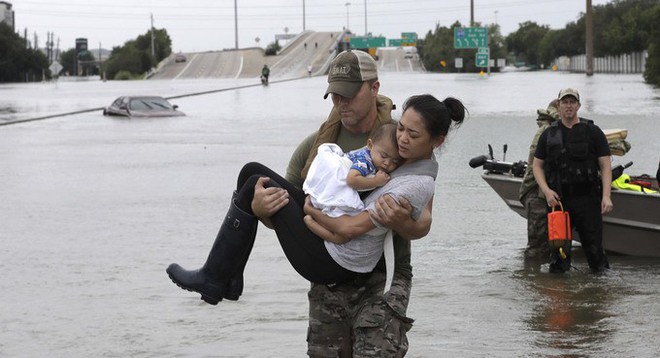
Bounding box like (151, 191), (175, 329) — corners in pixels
(364, 0), (367, 36)
(345, 2), (351, 31)
(234, 0), (238, 49)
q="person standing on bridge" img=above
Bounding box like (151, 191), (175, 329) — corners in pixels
(261, 64), (270, 85)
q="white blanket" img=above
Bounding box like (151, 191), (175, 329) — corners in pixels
(303, 143), (366, 217)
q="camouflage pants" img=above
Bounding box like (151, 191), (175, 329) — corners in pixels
(521, 190), (550, 258)
(306, 271), (413, 358)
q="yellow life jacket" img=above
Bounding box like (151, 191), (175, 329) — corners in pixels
(612, 174), (658, 193)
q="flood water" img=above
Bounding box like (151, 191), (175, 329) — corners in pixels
(1, 72), (660, 357)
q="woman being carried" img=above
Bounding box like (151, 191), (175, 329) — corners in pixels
(166, 94), (466, 305)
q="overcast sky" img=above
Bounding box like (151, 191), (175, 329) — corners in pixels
(10, 0), (612, 53)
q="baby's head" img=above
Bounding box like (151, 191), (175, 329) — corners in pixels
(368, 123), (402, 173)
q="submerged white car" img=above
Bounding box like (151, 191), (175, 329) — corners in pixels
(102, 96), (186, 118)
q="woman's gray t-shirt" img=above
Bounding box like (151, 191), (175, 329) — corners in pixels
(324, 158), (438, 272)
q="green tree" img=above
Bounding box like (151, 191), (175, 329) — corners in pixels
(101, 28), (172, 80)
(59, 48), (96, 76)
(0, 23), (49, 82)
(505, 21), (550, 67)
(595, 0), (656, 55)
(417, 21), (505, 73)
(59, 49), (75, 75)
(265, 40), (281, 56)
(507, 0), (660, 80)
(104, 43), (146, 79)
(77, 50), (97, 76)
(134, 28), (172, 63)
(418, 23), (456, 72)
(487, 23), (507, 68)
(643, 4), (660, 86)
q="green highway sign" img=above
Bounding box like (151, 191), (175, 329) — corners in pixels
(349, 36), (386, 48)
(389, 39), (402, 47)
(400, 32), (417, 46)
(454, 27), (488, 48)
(401, 32), (417, 41)
(476, 53), (489, 67)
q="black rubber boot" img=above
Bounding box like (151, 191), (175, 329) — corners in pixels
(549, 241), (572, 273)
(223, 231), (256, 301)
(224, 191), (257, 301)
(166, 200), (257, 305)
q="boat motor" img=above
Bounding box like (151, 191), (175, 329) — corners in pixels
(611, 161), (633, 181)
(469, 155), (527, 177)
(469, 144), (527, 177)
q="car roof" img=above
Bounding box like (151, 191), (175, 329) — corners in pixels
(116, 95), (168, 101)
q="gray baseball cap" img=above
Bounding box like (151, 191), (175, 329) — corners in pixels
(324, 50), (378, 99)
(558, 88), (580, 102)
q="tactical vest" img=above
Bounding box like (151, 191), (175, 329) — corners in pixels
(543, 119), (600, 192)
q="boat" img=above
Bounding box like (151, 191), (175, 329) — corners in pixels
(470, 154), (660, 257)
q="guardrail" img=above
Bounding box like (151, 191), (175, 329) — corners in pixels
(553, 51), (647, 73)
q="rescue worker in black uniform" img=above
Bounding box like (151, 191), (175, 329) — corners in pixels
(532, 88), (613, 273)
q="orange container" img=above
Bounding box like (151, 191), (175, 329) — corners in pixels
(548, 201), (572, 248)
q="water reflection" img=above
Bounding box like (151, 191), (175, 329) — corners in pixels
(517, 255), (618, 356)
(1, 73), (659, 356)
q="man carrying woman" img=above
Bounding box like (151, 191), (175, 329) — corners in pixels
(166, 49), (467, 357)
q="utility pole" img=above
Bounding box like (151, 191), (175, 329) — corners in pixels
(470, 0), (474, 27)
(50, 32), (54, 63)
(234, 0), (239, 49)
(302, 0), (306, 31)
(47, 32), (52, 63)
(586, 0), (594, 76)
(150, 13), (155, 60)
(364, 0), (367, 36)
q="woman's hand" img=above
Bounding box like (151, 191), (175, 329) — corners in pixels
(371, 194), (432, 240)
(370, 194), (412, 228)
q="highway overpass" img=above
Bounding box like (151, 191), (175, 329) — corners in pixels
(148, 31), (423, 81)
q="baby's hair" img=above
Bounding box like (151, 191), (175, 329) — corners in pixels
(371, 123), (398, 147)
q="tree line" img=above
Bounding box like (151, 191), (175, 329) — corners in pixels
(2, 0), (659, 86)
(0, 23), (48, 82)
(0, 25), (172, 82)
(418, 0), (660, 86)
(59, 28), (173, 80)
